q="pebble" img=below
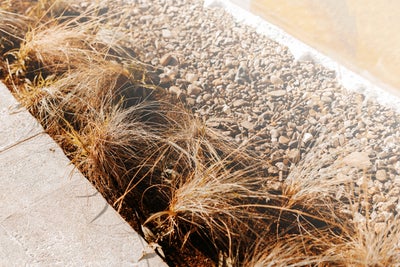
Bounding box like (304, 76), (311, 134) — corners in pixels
(233, 99), (246, 108)
(160, 53), (179, 66)
(302, 133), (313, 144)
(169, 86), (182, 97)
(222, 105), (232, 115)
(269, 90), (287, 98)
(375, 169), (387, 182)
(270, 129), (279, 139)
(287, 122), (296, 129)
(270, 74), (283, 86)
(202, 93), (212, 101)
(241, 121), (255, 131)
(287, 149), (301, 163)
(235, 64), (249, 83)
(278, 136), (290, 145)
(212, 78), (223, 86)
(159, 73), (172, 84)
(162, 29), (173, 38)
(185, 73), (198, 83)
(321, 96), (332, 103)
(187, 84), (202, 96)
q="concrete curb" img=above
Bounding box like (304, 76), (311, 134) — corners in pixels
(0, 82), (167, 266)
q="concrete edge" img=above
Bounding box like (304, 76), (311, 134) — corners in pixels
(0, 82), (167, 267)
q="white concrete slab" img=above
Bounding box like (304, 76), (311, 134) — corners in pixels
(0, 224), (32, 266)
(0, 86), (43, 151)
(0, 133), (69, 221)
(0, 82), (167, 266)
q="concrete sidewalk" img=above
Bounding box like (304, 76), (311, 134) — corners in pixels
(0, 82), (167, 266)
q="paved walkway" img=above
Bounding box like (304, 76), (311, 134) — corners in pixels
(0, 82), (167, 266)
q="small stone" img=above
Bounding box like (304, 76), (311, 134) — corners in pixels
(278, 136), (290, 144)
(321, 96), (332, 103)
(186, 97), (195, 106)
(344, 120), (352, 128)
(375, 169), (387, 182)
(270, 129), (279, 139)
(287, 149), (301, 163)
(162, 29), (172, 38)
(195, 95), (203, 104)
(270, 75), (283, 86)
(241, 121), (255, 131)
(338, 135), (346, 146)
(222, 105), (232, 115)
(212, 78), (223, 86)
(233, 99), (246, 108)
(331, 135), (340, 147)
(275, 162), (288, 171)
(225, 58), (233, 67)
(226, 84), (235, 91)
(185, 73), (198, 83)
(235, 64), (249, 83)
(139, 14), (153, 23)
(322, 91), (333, 97)
(287, 122), (296, 129)
(159, 73), (172, 84)
(269, 90), (287, 98)
(169, 86), (182, 97)
(202, 93), (212, 101)
(160, 53), (179, 66)
(187, 84), (202, 96)
(302, 133), (313, 143)
(342, 151), (371, 169)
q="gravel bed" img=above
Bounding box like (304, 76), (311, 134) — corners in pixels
(114, 0), (400, 228)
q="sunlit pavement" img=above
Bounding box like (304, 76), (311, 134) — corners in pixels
(0, 82), (167, 267)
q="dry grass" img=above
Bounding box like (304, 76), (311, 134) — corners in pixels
(0, 10), (29, 52)
(1, 1), (399, 267)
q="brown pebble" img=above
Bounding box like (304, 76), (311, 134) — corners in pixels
(187, 84), (202, 96)
(288, 149), (301, 163)
(160, 53), (179, 66)
(203, 93), (212, 101)
(278, 136), (290, 144)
